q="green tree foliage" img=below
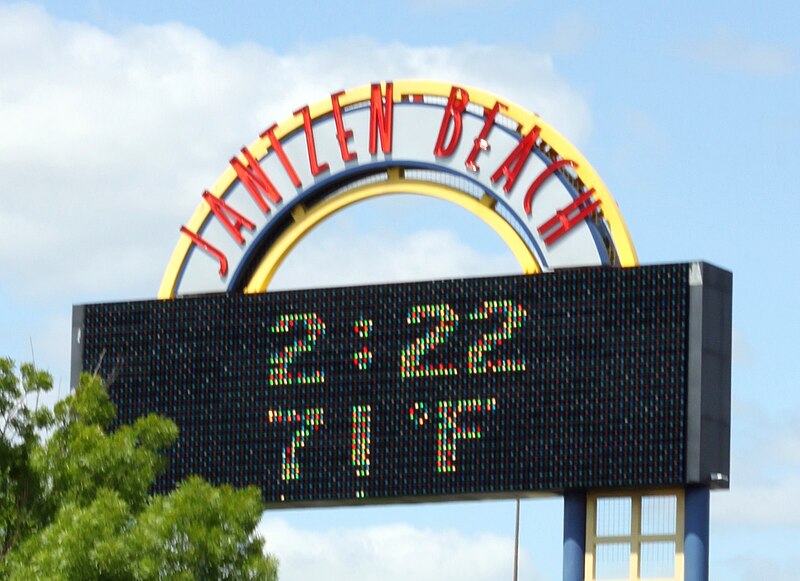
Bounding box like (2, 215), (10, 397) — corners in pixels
(0, 360), (278, 580)
(0, 357), (54, 560)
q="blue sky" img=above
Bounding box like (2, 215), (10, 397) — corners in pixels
(1, 1), (798, 579)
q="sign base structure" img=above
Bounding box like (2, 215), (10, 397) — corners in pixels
(564, 485), (712, 581)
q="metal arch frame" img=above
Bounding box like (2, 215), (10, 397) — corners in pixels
(158, 80), (638, 299)
(242, 167), (540, 293)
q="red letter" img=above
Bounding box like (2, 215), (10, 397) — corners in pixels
(294, 105), (330, 176)
(369, 82), (393, 155)
(202, 191), (256, 245)
(229, 147), (283, 213)
(523, 159), (579, 214)
(331, 91), (357, 162)
(260, 124), (302, 187)
(433, 86), (470, 158)
(490, 126), (540, 193)
(537, 189), (602, 245)
(465, 101), (507, 171)
(180, 226), (228, 276)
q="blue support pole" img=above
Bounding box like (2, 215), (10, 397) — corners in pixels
(684, 485), (710, 581)
(563, 492), (587, 581)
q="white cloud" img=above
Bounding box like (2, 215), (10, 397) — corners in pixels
(272, 227), (517, 289)
(269, 197), (521, 291)
(682, 27), (795, 77)
(711, 402), (800, 527)
(0, 3), (589, 304)
(713, 476), (800, 528)
(259, 517), (542, 581)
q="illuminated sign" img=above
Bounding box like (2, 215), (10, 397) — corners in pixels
(72, 262), (732, 507)
(71, 78), (730, 579)
(160, 81), (638, 298)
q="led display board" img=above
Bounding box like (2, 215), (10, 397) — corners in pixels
(71, 262), (731, 507)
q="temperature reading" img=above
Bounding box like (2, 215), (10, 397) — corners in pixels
(351, 405), (371, 499)
(411, 398), (497, 473)
(268, 408), (324, 481)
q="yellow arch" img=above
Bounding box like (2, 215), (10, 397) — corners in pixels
(243, 169), (541, 293)
(160, 80), (637, 298)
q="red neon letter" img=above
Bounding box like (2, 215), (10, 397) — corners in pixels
(331, 91), (357, 162)
(537, 189), (602, 245)
(490, 126), (541, 194)
(523, 159), (579, 214)
(202, 191), (256, 245)
(433, 86), (470, 158)
(180, 226), (228, 276)
(229, 147), (283, 213)
(294, 105), (330, 176)
(465, 101), (507, 171)
(259, 124), (302, 187)
(369, 82), (393, 155)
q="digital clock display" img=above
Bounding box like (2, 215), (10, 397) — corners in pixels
(73, 263), (730, 506)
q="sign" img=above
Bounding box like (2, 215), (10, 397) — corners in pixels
(160, 81), (637, 298)
(72, 263), (732, 507)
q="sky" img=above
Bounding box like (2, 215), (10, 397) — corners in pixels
(1, 1), (798, 579)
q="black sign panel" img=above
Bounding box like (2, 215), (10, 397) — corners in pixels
(72, 263), (731, 506)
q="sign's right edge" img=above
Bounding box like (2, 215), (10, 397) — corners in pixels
(685, 262), (733, 488)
